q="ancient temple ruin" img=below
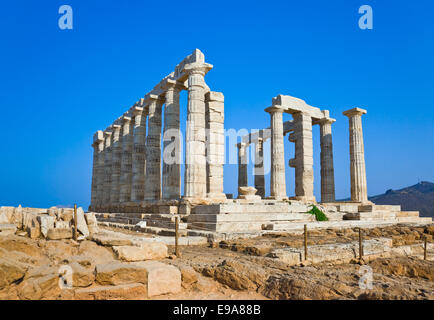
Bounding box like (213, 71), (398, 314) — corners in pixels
(90, 49), (430, 235)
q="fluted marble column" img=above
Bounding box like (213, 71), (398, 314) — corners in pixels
(162, 80), (184, 199)
(103, 130), (113, 205)
(319, 118), (336, 202)
(110, 124), (121, 205)
(343, 107), (368, 203)
(254, 138), (265, 198)
(95, 131), (105, 207)
(183, 61), (212, 199)
(205, 91), (226, 199)
(91, 130), (104, 209)
(120, 115), (133, 203)
(144, 95), (163, 201)
(131, 105), (146, 202)
(237, 142), (248, 190)
(293, 112), (315, 202)
(265, 106), (286, 199)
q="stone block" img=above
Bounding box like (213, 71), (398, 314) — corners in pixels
(75, 207), (90, 237)
(95, 262), (148, 286)
(0, 224), (17, 236)
(132, 261), (181, 297)
(74, 283), (147, 300)
(112, 243), (168, 262)
(0, 212), (8, 224)
(55, 220), (70, 229)
(47, 228), (72, 240)
(91, 233), (133, 246)
(27, 227), (41, 239)
(37, 215), (55, 238)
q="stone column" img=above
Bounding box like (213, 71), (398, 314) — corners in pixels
(183, 62), (212, 199)
(343, 107), (368, 203)
(254, 138), (265, 198)
(292, 112), (315, 202)
(319, 118), (336, 202)
(162, 81), (184, 200)
(144, 95), (163, 201)
(205, 91), (226, 199)
(102, 130), (113, 206)
(131, 105), (146, 202)
(265, 106), (286, 199)
(120, 115), (133, 203)
(95, 131), (105, 208)
(90, 131), (104, 209)
(237, 142), (248, 190)
(110, 124), (122, 205)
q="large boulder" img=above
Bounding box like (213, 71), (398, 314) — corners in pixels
(17, 266), (63, 300)
(112, 243), (168, 262)
(0, 257), (27, 289)
(201, 259), (267, 291)
(69, 262), (95, 287)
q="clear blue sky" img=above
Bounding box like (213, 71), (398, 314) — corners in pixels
(0, 0), (433, 208)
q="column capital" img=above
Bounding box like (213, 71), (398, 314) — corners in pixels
(265, 105), (285, 114)
(183, 62), (213, 76)
(315, 117), (336, 125)
(161, 78), (187, 91)
(92, 130), (104, 144)
(111, 124), (121, 131)
(343, 107), (367, 117)
(121, 116), (132, 123)
(132, 106), (144, 116)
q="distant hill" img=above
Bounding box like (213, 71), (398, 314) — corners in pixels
(369, 181), (434, 218)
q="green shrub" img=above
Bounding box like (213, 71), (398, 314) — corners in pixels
(306, 205), (328, 221)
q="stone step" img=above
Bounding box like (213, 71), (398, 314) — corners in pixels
(188, 221), (271, 232)
(100, 217), (143, 225)
(145, 220), (188, 229)
(192, 202), (312, 215)
(98, 221), (188, 237)
(344, 211), (397, 221)
(187, 212), (317, 223)
(396, 211), (419, 217)
(396, 216), (432, 224)
(358, 205), (401, 212)
(263, 219), (401, 232)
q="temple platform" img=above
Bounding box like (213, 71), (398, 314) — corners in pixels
(93, 200), (432, 239)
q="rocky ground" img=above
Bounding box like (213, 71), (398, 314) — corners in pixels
(0, 224), (433, 300)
